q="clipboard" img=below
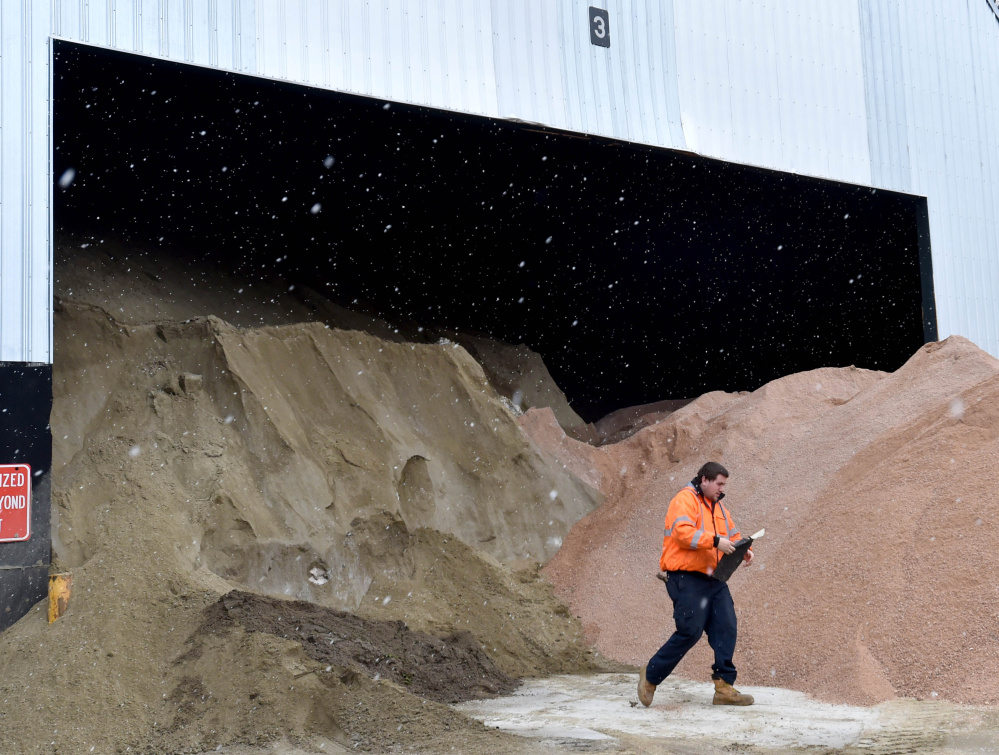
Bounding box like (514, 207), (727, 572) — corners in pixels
(713, 529), (764, 582)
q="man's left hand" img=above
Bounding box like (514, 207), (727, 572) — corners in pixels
(743, 549), (754, 566)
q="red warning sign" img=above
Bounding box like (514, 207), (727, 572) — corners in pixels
(0, 464), (31, 542)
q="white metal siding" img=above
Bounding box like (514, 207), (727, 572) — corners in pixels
(2, 1), (999, 362)
(673, 2), (872, 185)
(857, 0), (912, 193)
(492, 1), (566, 128)
(0, 0), (51, 364)
(550, 0), (686, 148)
(884, 0), (999, 356)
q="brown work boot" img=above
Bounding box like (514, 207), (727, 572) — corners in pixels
(712, 678), (754, 706)
(637, 666), (657, 707)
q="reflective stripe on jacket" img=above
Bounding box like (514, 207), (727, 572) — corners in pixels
(659, 484), (743, 576)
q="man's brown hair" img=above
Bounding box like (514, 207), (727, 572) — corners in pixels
(697, 461), (729, 482)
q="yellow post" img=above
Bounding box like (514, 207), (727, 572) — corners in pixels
(48, 573), (72, 623)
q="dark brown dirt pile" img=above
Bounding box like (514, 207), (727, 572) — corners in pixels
(536, 337), (999, 706)
(199, 590), (518, 704)
(591, 398), (694, 445)
(351, 513), (599, 679)
(0, 239), (604, 754)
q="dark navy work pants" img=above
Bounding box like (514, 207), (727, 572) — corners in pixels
(646, 570), (738, 686)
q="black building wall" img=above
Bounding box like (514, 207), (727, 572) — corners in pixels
(0, 363), (52, 632)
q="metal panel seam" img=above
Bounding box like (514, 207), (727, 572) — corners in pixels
(1, 1), (4, 352)
(23, 0), (32, 357)
(965, 0), (998, 350)
(769, 10), (787, 168)
(663, 0), (685, 148)
(47, 29), (54, 362)
(134, 0), (141, 52)
(320, 0), (328, 88)
(232, 0), (239, 70)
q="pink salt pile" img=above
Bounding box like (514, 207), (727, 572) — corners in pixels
(532, 337), (999, 705)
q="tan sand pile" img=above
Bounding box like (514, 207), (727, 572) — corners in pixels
(51, 307), (597, 590)
(0, 239), (605, 754)
(537, 337), (999, 706)
(55, 235), (583, 430)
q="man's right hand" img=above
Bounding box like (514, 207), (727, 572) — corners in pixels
(717, 537), (736, 555)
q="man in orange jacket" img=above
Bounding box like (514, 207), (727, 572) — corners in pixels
(637, 461), (755, 707)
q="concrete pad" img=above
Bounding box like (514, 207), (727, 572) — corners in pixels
(456, 673), (900, 750)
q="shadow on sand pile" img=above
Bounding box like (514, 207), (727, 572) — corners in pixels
(0, 283), (604, 753)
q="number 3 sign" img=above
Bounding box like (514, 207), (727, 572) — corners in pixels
(590, 7), (610, 47)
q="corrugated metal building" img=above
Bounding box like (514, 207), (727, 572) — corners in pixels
(2, 0), (998, 365)
(0, 1), (997, 624)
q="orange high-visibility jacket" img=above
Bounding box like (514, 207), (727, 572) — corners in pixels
(660, 484), (745, 575)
